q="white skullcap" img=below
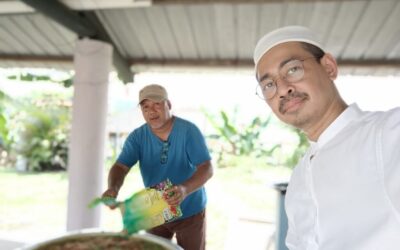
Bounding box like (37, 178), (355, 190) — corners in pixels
(253, 26), (323, 68)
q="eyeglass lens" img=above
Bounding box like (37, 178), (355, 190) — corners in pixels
(256, 59), (306, 100)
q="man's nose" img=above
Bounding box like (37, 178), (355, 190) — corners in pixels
(148, 104), (157, 111)
(277, 79), (295, 98)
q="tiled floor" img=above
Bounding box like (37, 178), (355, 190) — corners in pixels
(224, 215), (275, 250)
(0, 238), (25, 250)
(0, 230), (64, 250)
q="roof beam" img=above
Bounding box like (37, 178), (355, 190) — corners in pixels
(129, 58), (400, 69)
(20, 0), (96, 37)
(152, 0), (369, 4)
(20, 0), (133, 83)
(83, 11), (133, 83)
(2, 55), (400, 70)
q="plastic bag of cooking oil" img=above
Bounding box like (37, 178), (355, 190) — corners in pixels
(89, 179), (182, 234)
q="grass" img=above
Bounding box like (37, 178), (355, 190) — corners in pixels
(0, 169), (68, 235)
(0, 157), (292, 249)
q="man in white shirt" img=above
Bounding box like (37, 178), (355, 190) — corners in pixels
(253, 26), (400, 250)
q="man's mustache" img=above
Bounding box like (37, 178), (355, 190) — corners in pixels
(279, 92), (309, 114)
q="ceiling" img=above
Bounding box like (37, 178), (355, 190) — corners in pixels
(1, 0), (400, 83)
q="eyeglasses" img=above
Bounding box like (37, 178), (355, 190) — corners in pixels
(256, 57), (316, 100)
(160, 141), (169, 164)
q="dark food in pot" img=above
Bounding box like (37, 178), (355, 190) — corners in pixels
(35, 235), (169, 250)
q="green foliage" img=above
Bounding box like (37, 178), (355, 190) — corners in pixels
(7, 72), (73, 88)
(0, 90), (11, 149)
(284, 127), (309, 168)
(204, 108), (273, 155)
(10, 93), (71, 171)
(203, 108), (309, 169)
(203, 108), (281, 167)
(0, 91), (6, 143)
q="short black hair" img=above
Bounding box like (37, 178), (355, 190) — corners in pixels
(300, 42), (325, 62)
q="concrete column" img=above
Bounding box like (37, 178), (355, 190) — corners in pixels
(67, 38), (112, 231)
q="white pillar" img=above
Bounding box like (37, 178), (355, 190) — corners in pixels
(67, 38), (112, 231)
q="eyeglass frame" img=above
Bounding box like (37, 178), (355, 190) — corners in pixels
(160, 141), (169, 164)
(255, 57), (318, 100)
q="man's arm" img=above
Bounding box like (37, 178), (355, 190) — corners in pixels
(102, 162), (130, 201)
(165, 160), (213, 206)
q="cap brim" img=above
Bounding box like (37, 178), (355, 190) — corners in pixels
(139, 95), (165, 104)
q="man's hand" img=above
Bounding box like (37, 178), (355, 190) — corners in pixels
(162, 160), (213, 207)
(102, 163), (130, 209)
(163, 185), (187, 206)
(101, 188), (119, 209)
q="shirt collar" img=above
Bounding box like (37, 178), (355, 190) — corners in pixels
(312, 103), (363, 148)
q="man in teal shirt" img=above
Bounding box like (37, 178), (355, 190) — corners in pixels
(102, 84), (213, 250)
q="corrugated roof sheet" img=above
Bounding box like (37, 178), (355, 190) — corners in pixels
(0, 0), (400, 76)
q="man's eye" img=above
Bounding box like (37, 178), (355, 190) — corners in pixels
(288, 66), (300, 74)
(286, 65), (301, 76)
(263, 81), (274, 90)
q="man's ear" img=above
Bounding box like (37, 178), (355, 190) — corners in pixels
(320, 53), (338, 80)
(167, 100), (172, 109)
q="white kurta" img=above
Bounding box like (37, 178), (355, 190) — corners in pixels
(285, 104), (400, 250)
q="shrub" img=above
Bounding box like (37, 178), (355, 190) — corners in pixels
(10, 93), (71, 171)
(0, 90), (10, 148)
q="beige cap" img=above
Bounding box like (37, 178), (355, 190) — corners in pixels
(253, 26), (323, 68)
(139, 84), (168, 104)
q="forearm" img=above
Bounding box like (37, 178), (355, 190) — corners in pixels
(107, 162), (130, 193)
(181, 160), (213, 195)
